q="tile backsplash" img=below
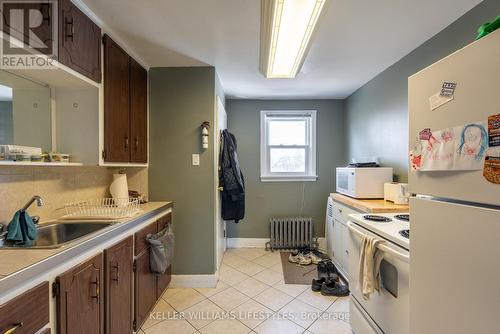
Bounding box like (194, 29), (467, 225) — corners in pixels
(0, 166), (148, 223)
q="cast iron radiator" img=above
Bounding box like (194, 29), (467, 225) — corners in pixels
(266, 217), (314, 251)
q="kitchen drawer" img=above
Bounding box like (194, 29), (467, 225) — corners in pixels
(332, 201), (362, 223)
(0, 282), (49, 334)
(134, 221), (157, 256)
(157, 212), (172, 232)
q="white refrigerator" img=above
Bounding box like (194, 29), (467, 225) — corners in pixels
(408, 29), (500, 334)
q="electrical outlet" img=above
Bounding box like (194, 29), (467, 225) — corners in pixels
(192, 154), (200, 166)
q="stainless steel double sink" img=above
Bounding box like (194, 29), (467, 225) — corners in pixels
(1, 221), (116, 249)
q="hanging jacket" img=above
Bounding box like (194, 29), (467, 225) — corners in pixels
(219, 129), (245, 223)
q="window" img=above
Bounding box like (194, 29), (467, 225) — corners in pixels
(260, 110), (317, 181)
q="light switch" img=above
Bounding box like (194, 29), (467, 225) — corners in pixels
(192, 154), (200, 166)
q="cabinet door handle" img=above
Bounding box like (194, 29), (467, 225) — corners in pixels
(124, 136), (129, 149)
(90, 277), (99, 303)
(4, 323), (23, 334)
(135, 136), (139, 150)
(112, 263), (120, 283)
(65, 17), (74, 41)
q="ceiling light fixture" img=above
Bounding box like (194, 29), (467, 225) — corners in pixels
(260, 0), (328, 79)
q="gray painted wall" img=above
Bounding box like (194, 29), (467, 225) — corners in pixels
(345, 0), (500, 182)
(149, 67), (221, 275)
(226, 100), (346, 239)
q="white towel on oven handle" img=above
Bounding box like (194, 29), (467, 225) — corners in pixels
(358, 235), (385, 300)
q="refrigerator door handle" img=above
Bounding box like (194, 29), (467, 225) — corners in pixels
(348, 222), (410, 263)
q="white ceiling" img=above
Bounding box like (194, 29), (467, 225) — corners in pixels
(81, 0), (482, 99)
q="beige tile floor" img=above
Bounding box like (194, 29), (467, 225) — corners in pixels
(140, 248), (352, 334)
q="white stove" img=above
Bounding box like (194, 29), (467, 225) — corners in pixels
(349, 213), (410, 250)
(347, 212), (410, 334)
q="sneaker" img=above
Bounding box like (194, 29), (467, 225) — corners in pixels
(311, 277), (328, 292)
(317, 260), (339, 279)
(312, 250), (329, 261)
(320, 280), (350, 297)
(288, 252), (312, 265)
(304, 252), (322, 265)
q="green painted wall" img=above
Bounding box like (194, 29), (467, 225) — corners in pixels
(225, 100), (346, 239)
(0, 101), (13, 145)
(345, 0), (500, 182)
(149, 67), (221, 275)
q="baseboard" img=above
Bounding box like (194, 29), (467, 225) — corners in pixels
(169, 273), (219, 288)
(317, 237), (326, 252)
(227, 238), (269, 248)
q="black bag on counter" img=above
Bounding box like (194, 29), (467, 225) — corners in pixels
(146, 226), (174, 274)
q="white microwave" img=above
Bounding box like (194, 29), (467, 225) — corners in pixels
(336, 167), (393, 199)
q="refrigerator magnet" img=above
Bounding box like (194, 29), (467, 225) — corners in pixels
(440, 82), (457, 98)
(488, 114), (500, 147)
(483, 156), (500, 184)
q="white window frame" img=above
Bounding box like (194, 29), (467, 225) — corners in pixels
(260, 110), (317, 182)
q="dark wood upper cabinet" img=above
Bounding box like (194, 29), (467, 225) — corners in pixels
(103, 35), (131, 163)
(55, 253), (104, 334)
(105, 236), (133, 334)
(0, 282), (49, 334)
(58, 0), (102, 82)
(103, 35), (148, 164)
(130, 58), (148, 163)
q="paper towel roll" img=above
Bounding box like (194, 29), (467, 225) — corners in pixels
(110, 173), (128, 206)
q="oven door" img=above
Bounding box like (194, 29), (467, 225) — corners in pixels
(336, 169), (355, 197)
(347, 222), (409, 334)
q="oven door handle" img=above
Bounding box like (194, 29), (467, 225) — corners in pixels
(348, 222), (410, 264)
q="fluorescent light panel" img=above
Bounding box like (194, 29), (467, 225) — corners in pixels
(263, 0), (326, 78)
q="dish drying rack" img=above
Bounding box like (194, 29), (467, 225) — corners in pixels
(62, 198), (141, 220)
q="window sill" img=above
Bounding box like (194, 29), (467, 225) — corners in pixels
(260, 175), (318, 182)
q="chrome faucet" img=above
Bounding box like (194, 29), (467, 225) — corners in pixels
(21, 195), (44, 224)
(22, 195), (44, 211)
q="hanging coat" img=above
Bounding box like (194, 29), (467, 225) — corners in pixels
(219, 129), (245, 223)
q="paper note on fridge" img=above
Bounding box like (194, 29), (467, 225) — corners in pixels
(429, 92), (453, 110)
(419, 122), (489, 171)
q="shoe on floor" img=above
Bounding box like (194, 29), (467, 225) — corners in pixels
(304, 251), (322, 265)
(312, 250), (329, 261)
(317, 259), (339, 279)
(311, 277), (328, 292)
(288, 252), (312, 265)
(320, 280), (350, 297)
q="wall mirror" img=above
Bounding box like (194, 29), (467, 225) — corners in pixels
(0, 70), (52, 152)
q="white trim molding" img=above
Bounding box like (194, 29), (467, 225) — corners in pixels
(169, 273), (219, 288)
(227, 238), (270, 249)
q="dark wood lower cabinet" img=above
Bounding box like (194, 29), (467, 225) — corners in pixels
(133, 214), (173, 330)
(0, 282), (49, 334)
(156, 266), (172, 299)
(134, 248), (157, 331)
(105, 237), (133, 334)
(55, 253), (103, 334)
